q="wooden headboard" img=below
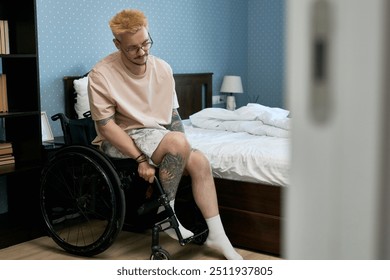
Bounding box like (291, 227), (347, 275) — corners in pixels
(63, 72), (213, 120)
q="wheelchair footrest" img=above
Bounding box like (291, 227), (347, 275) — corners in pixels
(180, 229), (209, 246)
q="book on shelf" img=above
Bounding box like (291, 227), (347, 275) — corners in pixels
(0, 141), (12, 149)
(0, 20), (10, 55)
(0, 159), (15, 166)
(0, 159), (14, 166)
(0, 153), (13, 159)
(0, 146), (12, 156)
(0, 142), (14, 166)
(0, 142), (12, 154)
(0, 74), (8, 112)
(0, 156), (15, 166)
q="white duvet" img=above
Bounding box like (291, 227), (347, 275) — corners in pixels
(184, 104), (291, 187)
(189, 103), (291, 138)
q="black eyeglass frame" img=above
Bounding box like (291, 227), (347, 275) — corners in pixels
(115, 33), (153, 54)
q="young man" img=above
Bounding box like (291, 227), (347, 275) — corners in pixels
(88, 9), (242, 260)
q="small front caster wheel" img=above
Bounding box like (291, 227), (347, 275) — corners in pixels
(150, 248), (170, 260)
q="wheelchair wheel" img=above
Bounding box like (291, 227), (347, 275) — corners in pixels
(40, 145), (125, 256)
(150, 248), (170, 260)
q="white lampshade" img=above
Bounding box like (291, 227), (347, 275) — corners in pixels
(220, 75), (244, 94)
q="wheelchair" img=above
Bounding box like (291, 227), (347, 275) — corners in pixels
(40, 112), (208, 259)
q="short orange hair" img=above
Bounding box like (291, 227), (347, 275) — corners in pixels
(109, 9), (148, 36)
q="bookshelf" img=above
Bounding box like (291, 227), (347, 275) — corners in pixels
(0, 0), (43, 247)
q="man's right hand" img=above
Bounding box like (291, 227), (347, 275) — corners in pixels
(137, 161), (155, 183)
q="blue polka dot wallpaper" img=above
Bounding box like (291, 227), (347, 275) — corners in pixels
(248, 0), (285, 108)
(35, 0), (284, 136)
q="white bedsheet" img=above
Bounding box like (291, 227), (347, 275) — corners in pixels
(184, 121), (290, 187)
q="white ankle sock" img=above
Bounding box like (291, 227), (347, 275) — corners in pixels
(205, 215), (243, 260)
(158, 200), (193, 240)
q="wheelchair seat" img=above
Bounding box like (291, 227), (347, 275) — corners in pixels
(40, 113), (208, 259)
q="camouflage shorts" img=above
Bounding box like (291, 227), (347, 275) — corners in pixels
(101, 128), (170, 166)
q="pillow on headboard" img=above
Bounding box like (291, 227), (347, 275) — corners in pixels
(73, 76), (90, 119)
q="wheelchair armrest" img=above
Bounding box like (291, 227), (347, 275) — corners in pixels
(51, 113), (70, 123)
(51, 112), (97, 146)
(51, 113), (72, 145)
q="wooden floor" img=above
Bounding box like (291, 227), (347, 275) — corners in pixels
(0, 230), (280, 260)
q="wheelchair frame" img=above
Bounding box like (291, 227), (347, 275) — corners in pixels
(40, 113), (208, 260)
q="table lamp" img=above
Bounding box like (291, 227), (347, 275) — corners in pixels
(220, 75), (244, 110)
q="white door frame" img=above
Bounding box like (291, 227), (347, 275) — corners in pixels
(284, 0), (390, 259)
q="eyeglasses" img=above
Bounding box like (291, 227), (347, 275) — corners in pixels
(116, 34), (153, 54)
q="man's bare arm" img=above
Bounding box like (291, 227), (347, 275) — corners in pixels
(97, 117), (156, 183)
(165, 109), (184, 132)
(96, 116), (141, 159)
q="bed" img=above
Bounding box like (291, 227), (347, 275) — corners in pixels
(62, 72), (286, 256)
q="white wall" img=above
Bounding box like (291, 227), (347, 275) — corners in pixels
(284, 0), (390, 259)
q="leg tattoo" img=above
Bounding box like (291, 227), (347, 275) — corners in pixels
(159, 153), (185, 200)
(158, 152), (193, 240)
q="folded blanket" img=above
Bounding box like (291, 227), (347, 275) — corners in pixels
(189, 103), (290, 138)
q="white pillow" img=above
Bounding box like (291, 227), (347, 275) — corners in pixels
(73, 76), (90, 119)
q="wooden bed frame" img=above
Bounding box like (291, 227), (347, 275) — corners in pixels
(63, 72), (282, 256)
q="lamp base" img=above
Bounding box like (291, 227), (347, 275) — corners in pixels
(226, 95), (236, 111)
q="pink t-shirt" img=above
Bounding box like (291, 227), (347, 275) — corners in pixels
(88, 52), (179, 144)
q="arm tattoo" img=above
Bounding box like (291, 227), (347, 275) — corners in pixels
(159, 153), (185, 201)
(96, 115), (115, 126)
(167, 109), (185, 132)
